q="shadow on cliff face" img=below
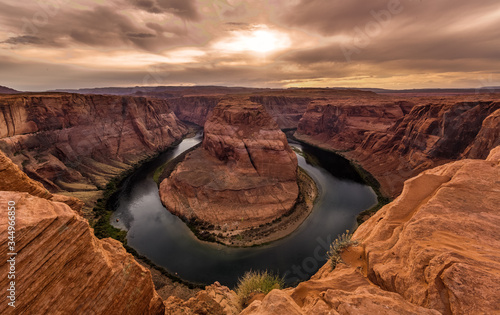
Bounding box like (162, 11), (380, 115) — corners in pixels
(289, 139), (365, 185)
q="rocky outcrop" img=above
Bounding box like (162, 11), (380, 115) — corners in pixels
(0, 93), (188, 197)
(160, 98), (299, 231)
(240, 146), (500, 314)
(167, 95), (311, 129)
(0, 149), (84, 212)
(297, 98), (413, 151)
(164, 282), (240, 315)
(462, 108), (500, 159)
(295, 96), (499, 197)
(0, 191), (164, 314)
(249, 96), (312, 129)
(167, 96), (222, 126)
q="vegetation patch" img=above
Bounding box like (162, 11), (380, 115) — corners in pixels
(236, 270), (284, 306)
(89, 131), (205, 289)
(327, 230), (359, 270)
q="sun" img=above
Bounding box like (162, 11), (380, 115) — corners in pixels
(215, 25), (291, 54)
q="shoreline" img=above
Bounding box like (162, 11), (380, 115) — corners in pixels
(88, 124), (206, 292)
(204, 167), (319, 247)
(290, 132), (391, 226)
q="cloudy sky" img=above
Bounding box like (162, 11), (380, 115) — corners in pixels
(1, 0), (499, 91)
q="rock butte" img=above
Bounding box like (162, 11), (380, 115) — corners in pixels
(160, 98), (299, 231)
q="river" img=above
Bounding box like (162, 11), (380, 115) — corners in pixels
(111, 133), (377, 287)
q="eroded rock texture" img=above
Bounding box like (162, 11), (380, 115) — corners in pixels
(239, 146), (500, 315)
(160, 98), (299, 231)
(0, 93), (188, 193)
(0, 191), (164, 315)
(295, 96), (499, 197)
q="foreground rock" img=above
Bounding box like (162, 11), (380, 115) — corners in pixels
(0, 93), (188, 213)
(239, 146), (500, 314)
(296, 96), (500, 198)
(0, 150), (84, 212)
(160, 98), (299, 233)
(0, 191), (164, 315)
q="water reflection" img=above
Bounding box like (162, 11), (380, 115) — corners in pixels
(111, 134), (377, 287)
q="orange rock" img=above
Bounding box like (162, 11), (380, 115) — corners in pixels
(160, 98), (299, 231)
(296, 96), (499, 198)
(0, 150), (84, 212)
(353, 146), (500, 314)
(239, 146), (500, 315)
(0, 191), (163, 314)
(164, 282), (240, 315)
(0, 93), (188, 192)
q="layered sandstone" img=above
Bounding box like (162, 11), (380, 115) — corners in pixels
(296, 98), (414, 151)
(238, 146), (500, 314)
(164, 282), (240, 315)
(167, 96), (222, 126)
(249, 96), (312, 129)
(295, 96), (499, 197)
(0, 93), (188, 207)
(167, 95), (311, 129)
(160, 98), (299, 231)
(0, 191), (164, 314)
(0, 149), (84, 212)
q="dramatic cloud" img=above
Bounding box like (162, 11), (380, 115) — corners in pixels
(0, 0), (499, 90)
(132, 0), (200, 20)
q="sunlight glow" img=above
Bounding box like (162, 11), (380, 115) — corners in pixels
(214, 25), (291, 54)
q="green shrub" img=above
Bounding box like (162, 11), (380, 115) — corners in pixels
(236, 270), (284, 306)
(327, 230), (358, 269)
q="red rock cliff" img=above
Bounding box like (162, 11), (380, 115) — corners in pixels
(240, 146), (500, 315)
(295, 96), (499, 197)
(160, 98), (299, 231)
(0, 93), (188, 194)
(0, 191), (164, 314)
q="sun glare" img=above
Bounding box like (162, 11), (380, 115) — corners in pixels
(214, 25), (291, 54)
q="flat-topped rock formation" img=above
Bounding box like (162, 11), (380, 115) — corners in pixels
(160, 98), (299, 232)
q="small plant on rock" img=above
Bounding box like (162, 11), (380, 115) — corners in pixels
(236, 270), (284, 306)
(327, 230), (358, 270)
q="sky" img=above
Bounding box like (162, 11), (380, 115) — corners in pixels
(1, 0), (499, 91)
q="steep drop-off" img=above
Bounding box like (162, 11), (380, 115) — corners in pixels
(239, 146), (500, 314)
(295, 96), (499, 197)
(0, 191), (164, 315)
(0, 93), (188, 209)
(0, 150), (84, 212)
(160, 98), (299, 233)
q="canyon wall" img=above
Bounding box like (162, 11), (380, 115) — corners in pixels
(167, 95), (312, 129)
(167, 96), (222, 126)
(0, 93), (188, 207)
(160, 98), (299, 231)
(295, 96), (499, 197)
(240, 146), (500, 315)
(0, 154), (164, 314)
(0, 191), (164, 315)
(249, 96), (312, 129)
